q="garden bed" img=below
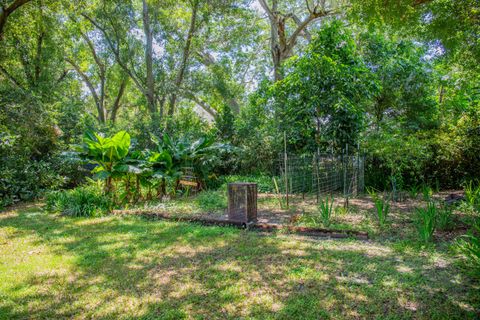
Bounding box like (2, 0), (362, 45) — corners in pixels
(113, 210), (369, 240)
(114, 190), (470, 242)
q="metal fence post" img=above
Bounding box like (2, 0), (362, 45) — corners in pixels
(284, 131), (289, 208)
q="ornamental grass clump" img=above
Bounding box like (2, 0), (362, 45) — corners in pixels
(46, 182), (114, 217)
(464, 181), (480, 211)
(368, 187), (390, 227)
(318, 195), (335, 227)
(422, 184), (433, 201)
(415, 202), (437, 242)
(457, 223), (480, 274)
(436, 203), (454, 231)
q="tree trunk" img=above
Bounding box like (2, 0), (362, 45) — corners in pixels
(258, 0), (337, 82)
(142, 0), (156, 114)
(66, 58), (106, 123)
(168, 1), (199, 116)
(110, 78), (127, 123)
(0, 0), (31, 39)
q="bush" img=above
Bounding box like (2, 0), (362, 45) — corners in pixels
(415, 202), (437, 242)
(45, 183), (113, 217)
(195, 191), (227, 213)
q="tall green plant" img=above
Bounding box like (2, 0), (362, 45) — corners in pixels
(368, 187), (390, 227)
(408, 184), (420, 200)
(458, 223), (480, 273)
(415, 202), (437, 242)
(318, 195), (335, 227)
(77, 131), (131, 193)
(422, 184), (433, 201)
(464, 181), (480, 210)
(436, 203), (454, 231)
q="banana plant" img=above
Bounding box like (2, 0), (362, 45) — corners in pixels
(114, 150), (150, 203)
(147, 149), (182, 198)
(76, 130), (131, 193)
(152, 133), (231, 188)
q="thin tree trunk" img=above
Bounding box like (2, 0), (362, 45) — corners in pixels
(142, 0), (156, 114)
(110, 78), (127, 123)
(66, 58), (106, 123)
(168, 1), (199, 116)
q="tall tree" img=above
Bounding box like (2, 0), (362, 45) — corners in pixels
(258, 0), (344, 81)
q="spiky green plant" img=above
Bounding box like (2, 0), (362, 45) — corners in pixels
(318, 195), (335, 227)
(374, 195), (390, 227)
(422, 184), (433, 201)
(409, 184), (420, 200)
(464, 181), (480, 210)
(415, 202), (437, 242)
(436, 203), (454, 231)
(367, 187), (390, 227)
(458, 223), (480, 274)
(45, 182), (113, 217)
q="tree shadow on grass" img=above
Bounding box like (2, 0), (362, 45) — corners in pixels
(0, 206), (479, 319)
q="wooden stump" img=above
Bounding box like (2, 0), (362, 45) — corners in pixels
(228, 183), (257, 223)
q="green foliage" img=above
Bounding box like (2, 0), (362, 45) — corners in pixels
(233, 82), (282, 174)
(76, 130), (131, 191)
(272, 20), (378, 153)
(436, 204), (454, 231)
(214, 175), (275, 193)
(195, 191), (227, 213)
(415, 202), (437, 242)
(368, 188), (390, 227)
(215, 104), (236, 141)
(408, 184), (420, 200)
(46, 182), (113, 217)
(464, 181), (480, 210)
(422, 185), (433, 201)
(317, 195), (335, 227)
(457, 223), (480, 274)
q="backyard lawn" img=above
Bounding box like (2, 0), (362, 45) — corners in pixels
(1, 203), (478, 319)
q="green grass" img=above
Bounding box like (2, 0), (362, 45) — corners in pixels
(0, 204), (479, 319)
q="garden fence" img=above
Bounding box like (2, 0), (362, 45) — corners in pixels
(273, 151), (365, 206)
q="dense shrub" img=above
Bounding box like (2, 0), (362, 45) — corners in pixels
(46, 182), (114, 217)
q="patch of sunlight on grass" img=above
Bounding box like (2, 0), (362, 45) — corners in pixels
(0, 203), (479, 319)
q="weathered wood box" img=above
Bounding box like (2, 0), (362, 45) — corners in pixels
(227, 183), (257, 223)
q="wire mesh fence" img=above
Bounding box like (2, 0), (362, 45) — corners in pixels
(273, 151), (365, 206)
